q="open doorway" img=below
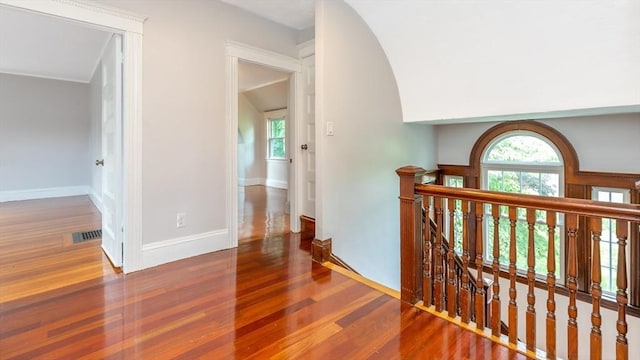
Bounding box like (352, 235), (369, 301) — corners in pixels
(237, 61), (291, 240)
(0, 2), (133, 280)
(0, 0), (144, 273)
(0, 4), (128, 298)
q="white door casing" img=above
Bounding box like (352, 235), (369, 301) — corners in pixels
(100, 34), (123, 267)
(300, 54), (316, 218)
(226, 41), (302, 245)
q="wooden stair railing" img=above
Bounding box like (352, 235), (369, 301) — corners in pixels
(398, 166), (640, 360)
(424, 212), (493, 327)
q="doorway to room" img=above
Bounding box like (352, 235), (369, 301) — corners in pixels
(237, 61), (291, 240)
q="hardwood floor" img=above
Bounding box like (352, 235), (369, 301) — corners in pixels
(239, 185), (290, 240)
(0, 193), (527, 359)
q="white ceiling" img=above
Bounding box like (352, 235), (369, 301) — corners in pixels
(0, 1), (313, 84)
(0, 5), (112, 83)
(220, 0), (315, 30)
(238, 61), (289, 92)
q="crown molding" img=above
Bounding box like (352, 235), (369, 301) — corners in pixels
(0, 0), (147, 33)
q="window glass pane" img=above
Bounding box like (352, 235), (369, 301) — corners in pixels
(445, 176), (463, 188)
(503, 171), (521, 193)
(487, 170), (503, 191)
(540, 173), (559, 197)
(521, 172), (541, 195)
(611, 192), (623, 203)
(270, 138), (285, 158)
(597, 191), (610, 202)
(486, 135), (560, 163)
(270, 119), (285, 138)
(592, 188), (630, 296)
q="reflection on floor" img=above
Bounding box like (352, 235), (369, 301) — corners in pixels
(238, 185), (290, 241)
(0, 195), (116, 304)
(0, 194), (525, 359)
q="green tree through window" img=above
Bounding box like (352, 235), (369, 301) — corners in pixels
(268, 117), (286, 159)
(482, 132), (563, 278)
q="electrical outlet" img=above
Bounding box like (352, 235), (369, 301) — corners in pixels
(176, 213), (186, 228)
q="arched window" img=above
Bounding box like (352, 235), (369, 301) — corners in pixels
(480, 131), (564, 277)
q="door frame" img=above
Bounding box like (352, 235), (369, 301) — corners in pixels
(0, 0), (146, 273)
(225, 41), (302, 247)
(296, 40), (315, 219)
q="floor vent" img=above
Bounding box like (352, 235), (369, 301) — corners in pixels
(72, 229), (102, 243)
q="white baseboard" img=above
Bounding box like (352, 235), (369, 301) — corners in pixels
(89, 189), (103, 213)
(141, 229), (229, 269)
(0, 186), (89, 203)
(239, 177), (264, 186)
(265, 179), (288, 189)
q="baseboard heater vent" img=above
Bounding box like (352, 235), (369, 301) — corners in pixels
(72, 229), (102, 243)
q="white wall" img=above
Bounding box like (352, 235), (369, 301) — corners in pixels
(437, 114), (640, 173)
(316, 0), (436, 290)
(238, 93), (265, 185)
(346, 0), (640, 123)
(0, 73), (91, 201)
(89, 62), (102, 210)
(243, 80), (288, 113)
(95, 0), (298, 248)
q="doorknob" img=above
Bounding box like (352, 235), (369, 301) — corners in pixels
(301, 144), (308, 150)
(95, 159), (104, 166)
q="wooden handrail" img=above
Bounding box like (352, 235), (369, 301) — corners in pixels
(416, 184), (640, 222)
(398, 166), (638, 360)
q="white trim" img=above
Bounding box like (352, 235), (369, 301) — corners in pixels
(591, 186), (631, 204)
(314, 0), (325, 239)
(122, 31), (144, 272)
(0, 186), (88, 202)
(0, 0), (147, 34)
(239, 178), (265, 186)
(0, 0), (146, 273)
(0, 69), (91, 84)
(226, 53), (239, 249)
(226, 42), (303, 244)
(297, 39), (315, 59)
(141, 229), (229, 269)
(89, 188), (103, 213)
(226, 40), (302, 73)
(265, 179), (288, 190)
(289, 74), (301, 232)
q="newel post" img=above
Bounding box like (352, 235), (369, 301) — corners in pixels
(397, 166), (426, 304)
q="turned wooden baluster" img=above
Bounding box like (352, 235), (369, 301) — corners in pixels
(461, 200), (471, 324)
(546, 211), (557, 359)
(566, 214), (579, 360)
(525, 208), (536, 352)
(508, 207), (518, 345)
(616, 220), (629, 360)
(590, 217), (602, 360)
(491, 204), (501, 337)
(423, 196), (433, 307)
(434, 196), (445, 312)
(447, 198), (457, 317)
(475, 202), (485, 330)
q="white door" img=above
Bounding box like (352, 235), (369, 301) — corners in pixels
(100, 34), (123, 267)
(300, 55), (316, 218)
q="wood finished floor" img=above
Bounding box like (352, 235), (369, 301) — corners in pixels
(0, 188), (527, 359)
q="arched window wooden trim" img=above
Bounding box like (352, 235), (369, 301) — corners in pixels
(437, 119), (640, 310)
(468, 120), (579, 191)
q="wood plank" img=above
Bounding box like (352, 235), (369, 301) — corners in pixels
(0, 193), (527, 359)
